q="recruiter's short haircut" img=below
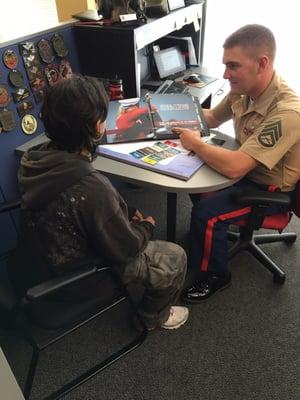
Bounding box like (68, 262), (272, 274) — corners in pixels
(41, 74), (108, 154)
(223, 24), (276, 63)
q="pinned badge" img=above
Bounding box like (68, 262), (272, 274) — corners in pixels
(30, 76), (46, 92)
(51, 34), (69, 57)
(0, 85), (11, 107)
(45, 64), (61, 86)
(33, 89), (45, 104)
(17, 100), (34, 117)
(59, 60), (73, 79)
(37, 39), (55, 63)
(8, 69), (24, 88)
(12, 87), (30, 103)
(21, 114), (37, 135)
(19, 41), (36, 55)
(0, 109), (17, 131)
(3, 49), (18, 69)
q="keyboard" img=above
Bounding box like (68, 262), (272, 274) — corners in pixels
(155, 80), (189, 95)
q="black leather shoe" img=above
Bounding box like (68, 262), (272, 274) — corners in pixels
(182, 272), (232, 303)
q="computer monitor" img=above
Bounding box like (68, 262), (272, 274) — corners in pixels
(72, 10), (103, 21)
(167, 0), (185, 11)
(153, 46), (186, 79)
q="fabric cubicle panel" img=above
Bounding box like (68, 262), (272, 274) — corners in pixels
(0, 24), (80, 269)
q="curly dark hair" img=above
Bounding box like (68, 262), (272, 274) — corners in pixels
(41, 75), (108, 154)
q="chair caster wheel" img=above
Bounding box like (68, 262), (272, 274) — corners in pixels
(273, 274), (286, 284)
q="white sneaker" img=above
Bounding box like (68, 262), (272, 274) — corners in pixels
(160, 306), (189, 330)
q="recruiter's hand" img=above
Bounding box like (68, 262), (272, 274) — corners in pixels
(172, 127), (202, 151)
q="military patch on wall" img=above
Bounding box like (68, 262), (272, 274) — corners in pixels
(8, 69), (24, 88)
(17, 100), (34, 117)
(51, 34), (69, 57)
(33, 89), (45, 104)
(257, 121), (282, 147)
(59, 60), (73, 79)
(44, 64), (61, 86)
(12, 87), (30, 103)
(3, 49), (18, 69)
(21, 114), (37, 135)
(0, 109), (17, 131)
(0, 84), (11, 107)
(37, 39), (55, 63)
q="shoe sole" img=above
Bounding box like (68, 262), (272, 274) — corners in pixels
(161, 312), (189, 330)
(182, 279), (232, 304)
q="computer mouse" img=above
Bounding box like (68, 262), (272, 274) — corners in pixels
(184, 74), (201, 84)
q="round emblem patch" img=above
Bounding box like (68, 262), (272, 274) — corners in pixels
(37, 39), (55, 63)
(51, 34), (69, 57)
(3, 49), (18, 69)
(0, 85), (11, 107)
(21, 114), (37, 135)
(45, 64), (61, 86)
(8, 69), (24, 88)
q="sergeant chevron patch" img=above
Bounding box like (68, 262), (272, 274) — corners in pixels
(257, 121), (282, 147)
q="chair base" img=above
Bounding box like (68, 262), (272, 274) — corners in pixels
(20, 268), (148, 400)
(22, 295), (147, 400)
(228, 230), (297, 284)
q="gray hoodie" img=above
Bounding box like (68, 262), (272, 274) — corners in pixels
(18, 142), (154, 276)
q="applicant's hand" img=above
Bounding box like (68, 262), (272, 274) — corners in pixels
(131, 209), (144, 222)
(172, 127), (202, 151)
(142, 216), (156, 226)
(132, 210), (156, 226)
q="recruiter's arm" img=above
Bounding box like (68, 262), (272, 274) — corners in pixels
(172, 124), (257, 179)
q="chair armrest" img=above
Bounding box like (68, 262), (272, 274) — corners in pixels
(236, 190), (292, 207)
(0, 199), (21, 214)
(25, 264), (101, 301)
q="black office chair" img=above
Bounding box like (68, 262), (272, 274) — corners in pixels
(0, 199), (147, 400)
(228, 181), (300, 283)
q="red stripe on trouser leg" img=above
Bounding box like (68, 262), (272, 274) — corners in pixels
(267, 185), (279, 192)
(201, 206), (252, 272)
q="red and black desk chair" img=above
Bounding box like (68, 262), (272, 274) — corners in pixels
(228, 181), (300, 283)
(0, 199), (147, 400)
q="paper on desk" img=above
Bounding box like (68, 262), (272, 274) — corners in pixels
(182, 36), (197, 65)
(193, 18), (200, 32)
(164, 35), (197, 66)
(97, 139), (204, 181)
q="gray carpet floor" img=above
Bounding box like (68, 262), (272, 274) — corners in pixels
(1, 185), (299, 400)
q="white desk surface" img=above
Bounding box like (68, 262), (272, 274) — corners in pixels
(93, 132), (239, 193)
(16, 132), (239, 193)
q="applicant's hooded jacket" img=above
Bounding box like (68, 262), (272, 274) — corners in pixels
(18, 141), (154, 280)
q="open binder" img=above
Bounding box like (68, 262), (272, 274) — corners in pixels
(103, 93), (202, 144)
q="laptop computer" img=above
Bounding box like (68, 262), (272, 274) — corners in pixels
(152, 46), (188, 95)
(153, 46), (186, 79)
(72, 10), (103, 21)
(152, 46), (217, 96)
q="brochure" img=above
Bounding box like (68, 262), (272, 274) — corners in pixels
(97, 139), (204, 181)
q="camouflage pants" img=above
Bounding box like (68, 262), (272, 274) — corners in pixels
(122, 240), (187, 327)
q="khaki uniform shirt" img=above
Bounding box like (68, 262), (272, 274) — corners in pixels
(212, 74), (300, 191)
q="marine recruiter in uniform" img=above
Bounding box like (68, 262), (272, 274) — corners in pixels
(172, 24), (300, 303)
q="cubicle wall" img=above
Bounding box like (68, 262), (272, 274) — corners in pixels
(0, 23), (80, 267)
